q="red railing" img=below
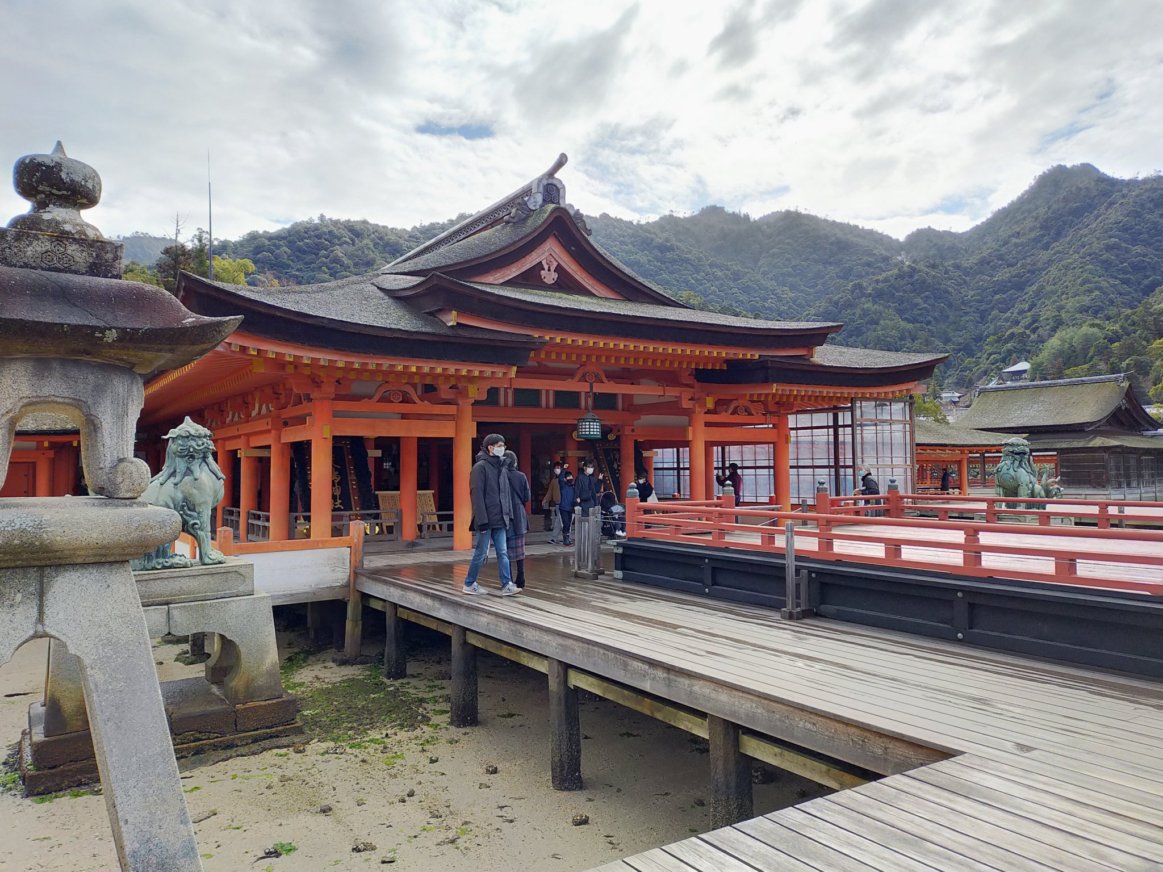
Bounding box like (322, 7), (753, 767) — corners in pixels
(624, 494), (1163, 596)
(823, 490), (1163, 528)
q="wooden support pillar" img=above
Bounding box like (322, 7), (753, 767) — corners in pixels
(238, 445), (259, 542)
(34, 454), (52, 497)
(958, 454), (970, 496)
(620, 430), (635, 494)
(452, 399), (474, 551)
(400, 435), (418, 541)
(775, 412), (791, 511)
(310, 398), (334, 540)
(518, 429), (532, 511)
(704, 442), (716, 499)
(450, 625), (478, 727)
(707, 714), (753, 828)
(268, 427), (291, 541)
(306, 601), (330, 647)
(689, 405), (707, 500)
(549, 659), (583, 790)
(341, 593), (364, 661)
(383, 602), (406, 679)
(217, 448), (234, 530)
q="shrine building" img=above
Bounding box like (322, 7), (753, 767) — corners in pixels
(134, 154), (945, 550)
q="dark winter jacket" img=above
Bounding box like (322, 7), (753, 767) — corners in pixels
(859, 474), (880, 496)
(576, 471), (599, 509)
(636, 480), (654, 501)
(469, 451), (512, 530)
(504, 453), (530, 537)
(559, 477), (576, 510)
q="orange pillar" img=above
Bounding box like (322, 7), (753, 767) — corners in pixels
(238, 445), (259, 542)
(689, 405), (706, 500)
(958, 454), (970, 496)
(400, 436), (418, 541)
(269, 426), (290, 541)
(217, 448), (234, 530)
(452, 399), (474, 551)
(34, 454), (52, 497)
(775, 413), (791, 511)
(619, 430), (635, 498)
(310, 399), (334, 540)
(518, 429), (532, 511)
(704, 443), (716, 499)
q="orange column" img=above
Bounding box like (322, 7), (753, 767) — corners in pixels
(619, 430), (635, 498)
(452, 398), (474, 551)
(689, 404), (706, 500)
(704, 443), (716, 498)
(310, 399), (334, 540)
(775, 413), (791, 511)
(268, 424), (291, 541)
(959, 454), (970, 496)
(518, 429), (532, 511)
(238, 444), (259, 542)
(400, 436), (418, 541)
(217, 448), (234, 530)
(34, 454), (52, 497)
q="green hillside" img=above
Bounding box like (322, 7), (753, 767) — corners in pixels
(146, 163), (1163, 398)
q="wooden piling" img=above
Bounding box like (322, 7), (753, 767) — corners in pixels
(549, 659), (582, 790)
(708, 714), (753, 828)
(450, 626), (478, 727)
(383, 602), (406, 679)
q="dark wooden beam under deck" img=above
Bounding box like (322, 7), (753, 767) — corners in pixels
(356, 556), (1163, 871)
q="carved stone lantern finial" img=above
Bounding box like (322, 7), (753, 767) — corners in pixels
(9, 141), (105, 240)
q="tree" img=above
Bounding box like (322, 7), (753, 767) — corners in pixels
(122, 260), (163, 287)
(211, 255), (256, 285)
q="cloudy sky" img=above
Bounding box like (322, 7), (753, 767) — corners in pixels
(2, 0), (1161, 242)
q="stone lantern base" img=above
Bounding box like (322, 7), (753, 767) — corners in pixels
(19, 559), (303, 796)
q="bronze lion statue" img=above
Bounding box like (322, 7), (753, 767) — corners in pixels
(994, 437), (1062, 510)
(133, 417), (226, 570)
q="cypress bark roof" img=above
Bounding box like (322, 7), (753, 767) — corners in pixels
(957, 375), (1159, 433)
(914, 418), (1011, 447)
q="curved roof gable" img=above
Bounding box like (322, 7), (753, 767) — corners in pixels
(958, 375), (1159, 433)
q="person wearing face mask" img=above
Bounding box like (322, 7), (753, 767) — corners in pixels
(576, 460), (599, 512)
(635, 473), (654, 502)
(558, 470), (576, 546)
(541, 460), (563, 544)
(463, 434), (518, 596)
(503, 450), (530, 589)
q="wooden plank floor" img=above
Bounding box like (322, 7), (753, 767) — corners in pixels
(357, 553), (1163, 871)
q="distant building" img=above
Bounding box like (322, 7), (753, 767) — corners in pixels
(994, 361), (1031, 384)
(955, 374), (1162, 500)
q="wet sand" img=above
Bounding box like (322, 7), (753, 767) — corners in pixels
(0, 626), (828, 871)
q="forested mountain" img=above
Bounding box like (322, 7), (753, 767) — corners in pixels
(133, 163), (1163, 399)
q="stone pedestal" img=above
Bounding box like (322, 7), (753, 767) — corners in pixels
(0, 498), (202, 871)
(24, 559), (301, 795)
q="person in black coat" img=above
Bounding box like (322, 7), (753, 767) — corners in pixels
(576, 461), (599, 511)
(463, 434), (517, 595)
(503, 450), (530, 589)
(858, 469), (883, 517)
(558, 472), (576, 546)
(635, 473), (654, 502)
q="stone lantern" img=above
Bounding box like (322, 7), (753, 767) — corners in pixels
(0, 143), (239, 870)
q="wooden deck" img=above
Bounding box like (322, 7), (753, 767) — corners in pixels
(357, 554), (1163, 871)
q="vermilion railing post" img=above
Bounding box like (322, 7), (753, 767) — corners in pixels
(886, 479), (903, 518)
(1055, 555), (1078, 583)
(624, 486), (640, 538)
(815, 479), (830, 515)
(217, 526), (234, 557)
(963, 529), (981, 570)
(1097, 504), (1110, 529)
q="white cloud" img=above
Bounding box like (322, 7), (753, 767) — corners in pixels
(1, 0), (1161, 243)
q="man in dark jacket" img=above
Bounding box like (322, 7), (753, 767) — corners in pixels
(858, 469), (883, 517)
(715, 463), (743, 499)
(463, 434), (518, 596)
(503, 450), (530, 589)
(576, 461), (599, 511)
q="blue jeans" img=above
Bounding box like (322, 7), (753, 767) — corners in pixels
(463, 527), (512, 589)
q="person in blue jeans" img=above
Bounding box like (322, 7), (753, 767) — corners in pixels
(463, 433), (518, 596)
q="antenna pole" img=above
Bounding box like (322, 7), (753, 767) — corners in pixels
(207, 150), (214, 281)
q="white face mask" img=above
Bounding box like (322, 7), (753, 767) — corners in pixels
(491, 445), (506, 457)
(585, 467), (594, 475)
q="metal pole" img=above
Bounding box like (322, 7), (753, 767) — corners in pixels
(783, 521), (796, 615)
